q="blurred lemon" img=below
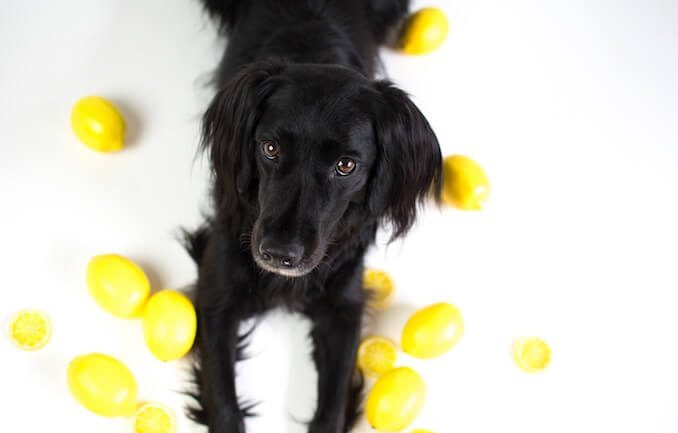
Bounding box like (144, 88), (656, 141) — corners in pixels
(142, 290), (197, 361)
(401, 302), (464, 359)
(86, 254), (151, 318)
(7, 309), (52, 351)
(399, 8), (449, 55)
(442, 155), (489, 210)
(366, 367), (426, 432)
(134, 402), (176, 433)
(71, 96), (125, 152)
(363, 268), (395, 310)
(67, 353), (137, 417)
(357, 336), (398, 378)
(513, 337), (551, 372)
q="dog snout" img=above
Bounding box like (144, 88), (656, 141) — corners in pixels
(258, 237), (304, 268)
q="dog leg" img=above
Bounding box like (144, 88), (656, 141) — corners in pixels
(307, 300), (364, 433)
(195, 308), (247, 433)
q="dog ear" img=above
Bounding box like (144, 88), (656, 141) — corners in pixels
(368, 81), (443, 239)
(201, 60), (285, 216)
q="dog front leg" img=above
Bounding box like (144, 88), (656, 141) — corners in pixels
(196, 308), (246, 433)
(307, 301), (364, 433)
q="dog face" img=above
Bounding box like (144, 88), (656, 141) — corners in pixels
(202, 61), (441, 277)
(251, 78), (378, 276)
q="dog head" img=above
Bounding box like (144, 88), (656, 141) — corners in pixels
(202, 61), (441, 277)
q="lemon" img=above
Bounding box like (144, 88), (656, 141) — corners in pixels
(366, 367), (427, 432)
(513, 337), (552, 372)
(142, 290), (197, 361)
(7, 309), (52, 351)
(399, 8), (449, 55)
(86, 254), (151, 318)
(442, 155), (490, 210)
(363, 268), (395, 310)
(401, 302), (464, 359)
(67, 353), (137, 417)
(134, 403), (176, 433)
(357, 336), (398, 378)
(71, 96), (125, 152)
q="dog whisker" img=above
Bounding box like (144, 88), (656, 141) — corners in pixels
(239, 232), (253, 253)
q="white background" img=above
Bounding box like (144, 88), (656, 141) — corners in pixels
(1, 0), (677, 432)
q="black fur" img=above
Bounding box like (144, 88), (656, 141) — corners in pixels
(187, 1), (442, 432)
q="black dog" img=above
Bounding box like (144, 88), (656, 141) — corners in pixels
(185, 1), (442, 432)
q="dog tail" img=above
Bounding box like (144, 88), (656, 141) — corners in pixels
(367, 0), (410, 44)
(200, 0), (243, 34)
(180, 223), (211, 265)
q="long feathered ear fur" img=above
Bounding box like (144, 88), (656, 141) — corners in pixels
(201, 60), (286, 218)
(368, 81), (443, 239)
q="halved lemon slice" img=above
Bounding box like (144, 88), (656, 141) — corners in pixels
(513, 337), (552, 373)
(363, 269), (395, 310)
(8, 309), (52, 351)
(134, 403), (176, 433)
(357, 336), (398, 378)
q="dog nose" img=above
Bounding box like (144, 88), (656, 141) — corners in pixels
(259, 238), (304, 268)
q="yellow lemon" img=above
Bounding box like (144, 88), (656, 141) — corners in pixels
(363, 268), (396, 310)
(142, 290), (197, 361)
(7, 309), (52, 351)
(67, 353), (137, 417)
(86, 254), (151, 318)
(442, 155), (490, 210)
(401, 302), (464, 359)
(366, 367), (426, 432)
(357, 336), (398, 378)
(134, 403), (176, 433)
(71, 96), (125, 152)
(513, 337), (552, 372)
(399, 8), (449, 55)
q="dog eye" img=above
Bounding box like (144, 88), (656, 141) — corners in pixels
(261, 140), (280, 159)
(336, 157), (356, 176)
